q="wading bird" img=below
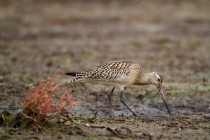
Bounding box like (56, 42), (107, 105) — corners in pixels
(66, 60), (172, 116)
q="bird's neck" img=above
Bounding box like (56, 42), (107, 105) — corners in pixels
(136, 72), (153, 85)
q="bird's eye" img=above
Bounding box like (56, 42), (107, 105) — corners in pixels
(158, 78), (161, 82)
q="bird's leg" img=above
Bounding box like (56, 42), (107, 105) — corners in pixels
(107, 87), (115, 116)
(119, 91), (137, 116)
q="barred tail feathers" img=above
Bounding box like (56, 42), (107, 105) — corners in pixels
(69, 77), (82, 83)
(66, 72), (87, 83)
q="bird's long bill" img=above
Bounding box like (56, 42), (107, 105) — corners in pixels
(159, 86), (172, 116)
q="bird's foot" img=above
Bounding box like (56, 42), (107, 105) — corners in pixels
(94, 112), (98, 117)
(132, 112), (137, 116)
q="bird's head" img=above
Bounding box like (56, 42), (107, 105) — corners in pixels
(150, 72), (163, 89)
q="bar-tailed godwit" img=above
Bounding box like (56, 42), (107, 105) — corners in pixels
(66, 60), (172, 116)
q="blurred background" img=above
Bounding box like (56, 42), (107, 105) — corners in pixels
(0, 0), (210, 116)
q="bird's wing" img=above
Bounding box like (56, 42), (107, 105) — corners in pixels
(68, 60), (140, 83)
(86, 60), (136, 80)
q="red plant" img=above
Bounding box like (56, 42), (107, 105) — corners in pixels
(21, 70), (79, 122)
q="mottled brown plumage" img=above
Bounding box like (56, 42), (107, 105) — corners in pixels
(67, 60), (143, 89)
(66, 60), (172, 116)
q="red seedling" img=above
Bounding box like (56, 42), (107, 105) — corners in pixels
(21, 70), (79, 123)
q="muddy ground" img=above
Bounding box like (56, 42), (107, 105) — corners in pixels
(0, 0), (210, 139)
